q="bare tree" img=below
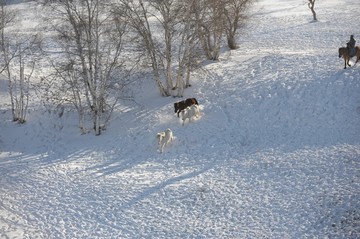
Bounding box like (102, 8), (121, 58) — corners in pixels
(308, 0), (317, 22)
(173, 0), (198, 96)
(224, 0), (253, 49)
(116, 0), (200, 97)
(0, 1), (39, 123)
(43, 0), (131, 135)
(192, 0), (254, 58)
(10, 41), (37, 123)
(116, 0), (169, 96)
(40, 60), (89, 133)
(191, 0), (224, 60)
(149, 0), (178, 93)
(150, 0), (198, 97)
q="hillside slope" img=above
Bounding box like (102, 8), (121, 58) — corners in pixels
(1, 0), (359, 238)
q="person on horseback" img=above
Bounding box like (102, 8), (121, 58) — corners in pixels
(347, 35), (356, 57)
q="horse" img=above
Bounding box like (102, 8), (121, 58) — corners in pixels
(174, 98), (199, 117)
(338, 46), (360, 69)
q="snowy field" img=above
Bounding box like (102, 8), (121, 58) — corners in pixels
(1, 0), (360, 238)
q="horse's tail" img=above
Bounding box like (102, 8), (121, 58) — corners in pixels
(339, 48), (344, 58)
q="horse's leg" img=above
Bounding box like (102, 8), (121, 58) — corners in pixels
(344, 57), (351, 69)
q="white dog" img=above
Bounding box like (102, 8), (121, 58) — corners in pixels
(157, 128), (174, 153)
(181, 104), (200, 125)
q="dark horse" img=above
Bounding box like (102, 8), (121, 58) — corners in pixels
(338, 46), (360, 69)
(174, 98), (199, 117)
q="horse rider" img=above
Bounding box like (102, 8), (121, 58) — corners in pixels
(347, 35), (356, 57)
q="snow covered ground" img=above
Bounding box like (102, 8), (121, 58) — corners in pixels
(1, 0), (360, 238)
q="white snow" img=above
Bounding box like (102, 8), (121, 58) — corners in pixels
(1, 0), (360, 238)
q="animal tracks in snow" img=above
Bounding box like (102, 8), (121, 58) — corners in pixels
(1, 0), (360, 238)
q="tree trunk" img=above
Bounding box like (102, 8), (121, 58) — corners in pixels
(308, 0), (317, 21)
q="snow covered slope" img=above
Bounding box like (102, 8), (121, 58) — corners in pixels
(1, 0), (359, 238)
